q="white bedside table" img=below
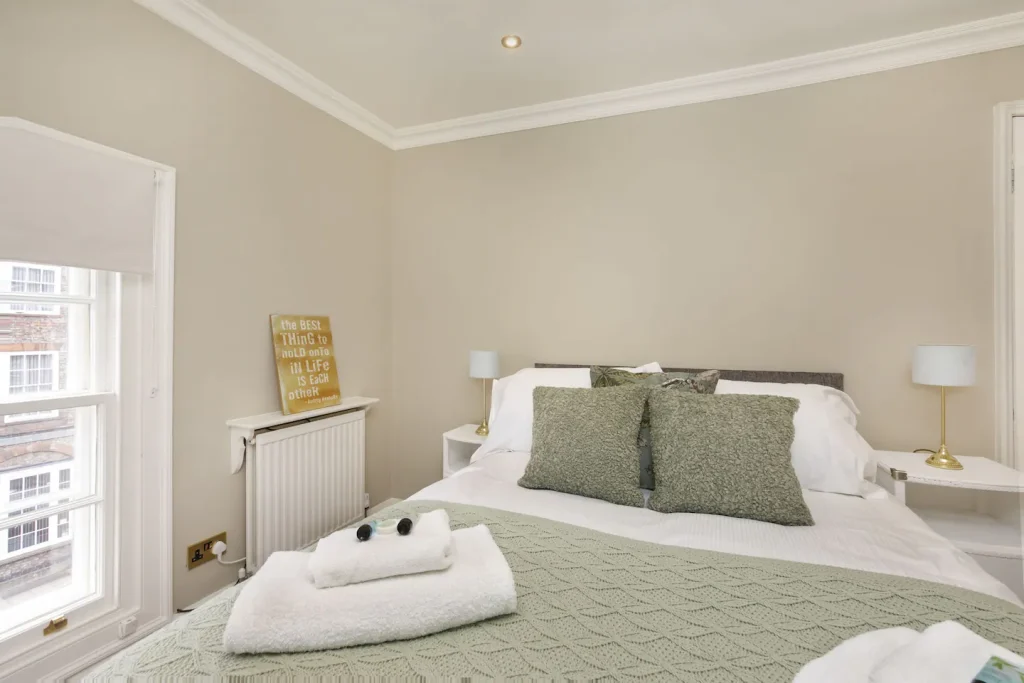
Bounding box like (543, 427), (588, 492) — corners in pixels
(443, 424), (485, 478)
(875, 450), (1024, 599)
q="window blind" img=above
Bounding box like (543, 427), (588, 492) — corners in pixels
(0, 121), (156, 274)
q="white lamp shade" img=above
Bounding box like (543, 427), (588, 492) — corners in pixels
(912, 345), (976, 387)
(469, 350), (500, 379)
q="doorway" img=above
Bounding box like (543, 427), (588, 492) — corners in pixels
(995, 102), (1024, 470)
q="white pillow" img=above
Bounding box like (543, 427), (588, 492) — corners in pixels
(477, 363), (662, 459)
(486, 362), (661, 429)
(487, 374), (511, 427)
(715, 380), (873, 496)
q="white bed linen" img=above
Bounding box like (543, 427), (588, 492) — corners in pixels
(411, 451), (1020, 605)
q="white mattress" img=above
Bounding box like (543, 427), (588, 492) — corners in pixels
(411, 450), (1020, 605)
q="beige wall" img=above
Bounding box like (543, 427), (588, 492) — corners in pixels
(0, 0), (394, 607)
(390, 47), (1024, 498)
(4, 0), (1023, 606)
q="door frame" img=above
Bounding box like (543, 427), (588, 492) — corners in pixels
(994, 101), (1024, 470)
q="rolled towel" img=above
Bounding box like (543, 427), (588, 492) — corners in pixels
(224, 524), (517, 654)
(870, 621), (1024, 683)
(309, 508), (452, 588)
(794, 621), (1024, 683)
(793, 627), (918, 683)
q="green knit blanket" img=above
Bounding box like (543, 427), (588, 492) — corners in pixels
(88, 501), (1024, 681)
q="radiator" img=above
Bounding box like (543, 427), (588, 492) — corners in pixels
(228, 398), (376, 571)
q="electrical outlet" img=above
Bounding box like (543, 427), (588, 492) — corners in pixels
(186, 531), (227, 570)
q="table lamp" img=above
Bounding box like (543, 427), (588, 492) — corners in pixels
(469, 350), (500, 436)
(912, 344), (976, 470)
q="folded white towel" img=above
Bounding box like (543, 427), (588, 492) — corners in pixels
(793, 627), (918, 683)
(794, 620), (1024, 683)
(223, 524), (517, 654)
(870, 621), (1024, 683)
(308, 508), (453, 588)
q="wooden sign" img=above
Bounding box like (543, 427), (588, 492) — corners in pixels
(270, 314), (341, 415)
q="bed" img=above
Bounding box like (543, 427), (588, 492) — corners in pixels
(87, 366), (1024, 681)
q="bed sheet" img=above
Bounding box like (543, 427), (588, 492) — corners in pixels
(411, 450), (1020, 605)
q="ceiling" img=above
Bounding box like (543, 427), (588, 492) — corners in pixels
(196, 0), (1022, 129)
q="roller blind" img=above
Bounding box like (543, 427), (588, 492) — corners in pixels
(0, 121), (156, 274)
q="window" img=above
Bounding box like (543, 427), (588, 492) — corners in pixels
(8, 473), (50, 502)
(8, 265), (57, 314)
(0, 259), (105, 651)
(0, 120), (173, 679)
(6, 506), (49, 553)
(9, 353), (54, 394)
(3, 466), (71, 557)
(3, 351), (60, 423)
(56, 509), (69, 539)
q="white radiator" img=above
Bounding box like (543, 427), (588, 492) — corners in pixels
(227, 397), (378, 571)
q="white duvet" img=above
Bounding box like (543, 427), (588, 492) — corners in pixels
(411, 450), (1020, 605)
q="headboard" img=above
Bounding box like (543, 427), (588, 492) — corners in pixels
(534, 364), (844, 391)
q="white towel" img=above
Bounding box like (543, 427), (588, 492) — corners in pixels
(308, 508), (453, 588)
(792, 627), (919, 683)
(870, 621), (1024, 683)
(223, 524), (517, 654)
(793, 621), (1024, 683)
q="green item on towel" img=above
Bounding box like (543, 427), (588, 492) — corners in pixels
(88, 501), (1024, 682)
(974, 656), (1024, 682)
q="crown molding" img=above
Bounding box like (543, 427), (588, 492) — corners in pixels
(392, 11), (1024, 149)
(134, 1), (1024, 151)
(133, 0), (396, 148)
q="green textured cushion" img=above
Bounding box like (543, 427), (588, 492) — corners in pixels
(519, 385), (647, 507)
(648, 391), (813, 525)
(590, 367), (720, 489)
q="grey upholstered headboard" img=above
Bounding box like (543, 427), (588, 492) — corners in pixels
(534, 364), (844, 391)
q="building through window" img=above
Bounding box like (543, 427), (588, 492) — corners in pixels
(6, 505), (50, 553)
(8, 473), (50, 502)
(9, 265), (56, 313)
(9, 353), (54, 395)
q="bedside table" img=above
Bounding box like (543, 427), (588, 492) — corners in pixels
(443, 424), (485, 478)
(875, 450), (1024, 599)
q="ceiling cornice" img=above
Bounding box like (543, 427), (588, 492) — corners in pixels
(133, 0), (396, 148)
(391, 11), (1024, 149)
(134, 1), (1024, 151)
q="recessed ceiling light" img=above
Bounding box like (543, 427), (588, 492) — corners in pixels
(501, 35), (522, 49)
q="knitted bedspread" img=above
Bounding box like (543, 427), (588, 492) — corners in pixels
(88, 501), (1024, 682)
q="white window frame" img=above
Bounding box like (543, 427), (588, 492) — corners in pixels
(1, 350), (61, 422)
(0, 262), (61, 316)
(0, 118), (174, 681)
(0, 273), (114, 657)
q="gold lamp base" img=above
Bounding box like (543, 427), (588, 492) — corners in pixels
(924, 445), (963, 470)
(474, 375), (492, 437)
